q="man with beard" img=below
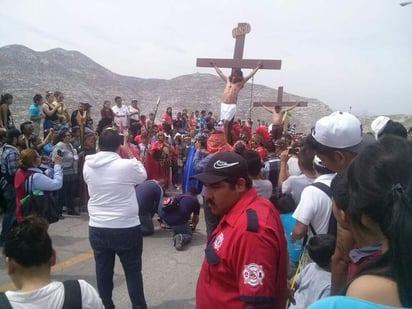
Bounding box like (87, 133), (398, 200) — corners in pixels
(194, 151), (288, 309)
(211, 62), (261, 144)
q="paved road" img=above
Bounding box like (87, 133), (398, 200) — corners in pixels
(0, 210), (207, 308)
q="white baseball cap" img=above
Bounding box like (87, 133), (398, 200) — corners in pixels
(370, 116), (390, 140)
(312, 111), (363, 153)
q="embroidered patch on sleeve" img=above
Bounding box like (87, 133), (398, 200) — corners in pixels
(242, 263), (264, 287)
(213, 232), (224, 250)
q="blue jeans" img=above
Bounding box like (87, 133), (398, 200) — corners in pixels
(172, 222), (192, 246)
(89, 225), (147, 309)
(135, 180), (163, 236)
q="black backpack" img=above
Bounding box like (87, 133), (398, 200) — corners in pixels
(0, 280), (81, 309)
(308, 182), (337, 237)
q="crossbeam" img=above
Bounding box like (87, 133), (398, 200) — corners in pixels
(253, 101), (308, 107)
(253, 86), (308, 107)
(196, 22), (282, 71)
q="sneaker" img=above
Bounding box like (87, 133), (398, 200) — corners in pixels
(173, 234), (184, 251)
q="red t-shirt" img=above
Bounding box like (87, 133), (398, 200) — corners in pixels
(161, 112), (172, 126)
(196, 188), (288, 309)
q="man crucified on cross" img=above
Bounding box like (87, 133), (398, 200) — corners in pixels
(211, 61), (262, 144)
(260, 102), (298, 141)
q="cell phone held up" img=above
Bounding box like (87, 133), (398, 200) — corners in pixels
(57, 150), (63, 157)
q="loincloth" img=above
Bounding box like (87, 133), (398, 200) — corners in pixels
(220, 103), (236, 121)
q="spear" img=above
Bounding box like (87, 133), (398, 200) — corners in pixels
(153, 96), (161, 123)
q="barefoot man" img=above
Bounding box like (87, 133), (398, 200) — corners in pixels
(212, 61), (262, 144)
(260, 103), (298, 141)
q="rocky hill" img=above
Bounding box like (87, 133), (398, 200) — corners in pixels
(0, 44), (410, 134)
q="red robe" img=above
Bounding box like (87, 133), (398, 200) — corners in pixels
(149, 141), (171, 187)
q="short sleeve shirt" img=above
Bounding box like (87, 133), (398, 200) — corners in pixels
(112, 105), (129, 128)
(29, 103), (41, 118)
(292, 174), (335, 236)
(196, 188), (288, 309)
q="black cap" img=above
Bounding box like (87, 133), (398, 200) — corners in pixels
(193, 151), (248, 184)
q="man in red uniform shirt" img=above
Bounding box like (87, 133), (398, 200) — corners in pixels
(193, 151), (288, 309)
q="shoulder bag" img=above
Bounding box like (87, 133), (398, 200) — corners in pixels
(21, 174), (60, 224)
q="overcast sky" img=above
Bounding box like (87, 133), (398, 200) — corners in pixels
(1, 0), (411, 115)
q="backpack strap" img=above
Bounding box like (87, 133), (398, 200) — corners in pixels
(24, 172), (35, 194)
(62, 280), (81, 309)
(308, 182), (333, 236)
(310, 182), (332, 198)
(246, 208), (258, 232)
(0, 292), (13, 309)
(308, 223), (317, 236)
(0, 282), (82, 309)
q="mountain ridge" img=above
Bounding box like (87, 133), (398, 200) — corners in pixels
(0, 44), (410, 133)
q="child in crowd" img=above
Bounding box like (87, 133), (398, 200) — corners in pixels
(290, 234), (336, 309)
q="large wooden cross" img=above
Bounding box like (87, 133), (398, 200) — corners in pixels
(196, 22), (282, 70)
(253, 86), (308, 108)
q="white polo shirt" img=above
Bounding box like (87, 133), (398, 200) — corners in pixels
(112, 105), (129, 128)
(292, 173), (335, 236)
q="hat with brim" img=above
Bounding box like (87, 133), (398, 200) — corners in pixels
(312, 111), (365, 154)
(192, 151), (247, 184)
(193, 172), (231, 184)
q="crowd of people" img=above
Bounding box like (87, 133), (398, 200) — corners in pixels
(1, 88), (412, 308)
